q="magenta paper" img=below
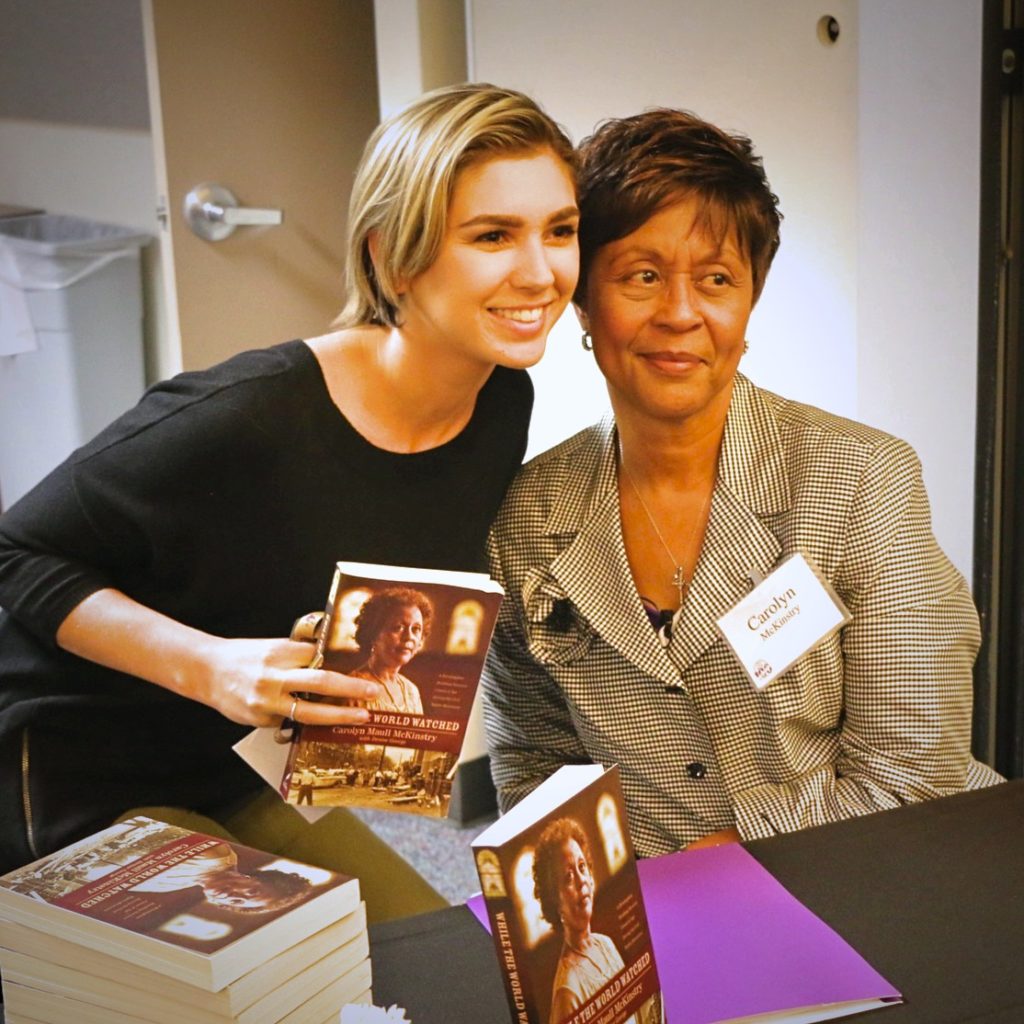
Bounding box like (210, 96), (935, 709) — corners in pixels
(468, 843), (900, 1023)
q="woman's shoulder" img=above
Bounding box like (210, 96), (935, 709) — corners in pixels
(492, 419), (612, 536)
(513, 418), (611, 492)
(739, 375), (920, 470)
(70, 340), (321, 465)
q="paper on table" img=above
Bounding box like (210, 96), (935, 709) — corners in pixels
(468, 843), (900, 1024)
(339, 1004), (411, 1022)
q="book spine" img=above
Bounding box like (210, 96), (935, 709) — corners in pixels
(477, 845), (536, 1024)
(310, 566), (343, 669)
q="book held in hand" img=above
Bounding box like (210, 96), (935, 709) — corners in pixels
(472, 763), (664, 1024)
(237, 561), (503, 821)
(0, 816), (361, 991)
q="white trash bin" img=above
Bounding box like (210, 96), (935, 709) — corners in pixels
(0, 214), (150, 510)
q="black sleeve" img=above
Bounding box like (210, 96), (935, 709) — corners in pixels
(0, 346), (298, 644)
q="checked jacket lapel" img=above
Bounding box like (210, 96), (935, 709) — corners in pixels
(538, 376), (792, 686)
(669, 376), (791, 676)
(541, 421), (682, 687)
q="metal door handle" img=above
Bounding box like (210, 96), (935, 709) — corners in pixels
(183, 183), (283, 241)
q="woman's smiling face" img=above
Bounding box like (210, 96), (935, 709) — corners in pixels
(398, 147), (579, 372)
(579, 194), (754, 431)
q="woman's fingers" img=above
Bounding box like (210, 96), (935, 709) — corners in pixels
(203, 637), (384, 727)
(280, 690), (371, 727)
(277, 668), (382, 721)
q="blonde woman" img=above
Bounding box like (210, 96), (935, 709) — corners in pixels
(0, 83), (579, 921)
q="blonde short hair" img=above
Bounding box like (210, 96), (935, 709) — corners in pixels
(337, 82), (576, 328)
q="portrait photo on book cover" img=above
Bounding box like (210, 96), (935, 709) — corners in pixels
(2, 818), (336, 952)
(478, 786), (663, 1024)
(282, 576), (501, 817)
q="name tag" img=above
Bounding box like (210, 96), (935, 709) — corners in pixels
(716, 553), (850, 689)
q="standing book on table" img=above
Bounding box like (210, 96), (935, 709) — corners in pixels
(472, 763), (664, 1024)
(470, 835), (902, 1023)
(236, 561), (503, 821)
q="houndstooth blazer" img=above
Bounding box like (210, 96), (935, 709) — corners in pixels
(482, 373), (1003, 857)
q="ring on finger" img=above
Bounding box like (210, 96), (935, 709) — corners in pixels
(288, 697), (299, 722)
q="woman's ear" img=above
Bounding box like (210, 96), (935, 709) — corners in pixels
(573, 302), (589, 331)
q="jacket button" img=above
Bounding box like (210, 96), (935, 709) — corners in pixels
(686, 762), (707, 780)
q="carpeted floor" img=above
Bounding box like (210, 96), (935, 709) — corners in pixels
(350, 805), (495, 905)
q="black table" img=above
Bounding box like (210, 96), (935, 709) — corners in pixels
(369, 781), (1024, 1024)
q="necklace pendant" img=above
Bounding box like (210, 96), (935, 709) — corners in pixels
(672, 565), (687, 606)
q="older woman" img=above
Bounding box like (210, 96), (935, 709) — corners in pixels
(483, 108), (1002, 858)
(350, 587), (433, 715)
(0, 83), (579, 921)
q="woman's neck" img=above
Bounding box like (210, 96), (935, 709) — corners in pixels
(611, 376), (734, 489)
(366, 652), (401, 685)
(307, 326), (494, 453)
(615, 413), (723, 494)
(562, 923), (593, 954)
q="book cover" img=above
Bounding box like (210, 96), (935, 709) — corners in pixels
(0, 817), (360, 990)
(472, 763), (664, 1024)
(470, 843), (901, 1024)
(276, 561), (503, 819)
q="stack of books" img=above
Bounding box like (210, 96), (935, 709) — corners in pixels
(0, 816), (370, 1023)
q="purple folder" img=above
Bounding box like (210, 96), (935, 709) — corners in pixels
(468, 843), (901, 1023)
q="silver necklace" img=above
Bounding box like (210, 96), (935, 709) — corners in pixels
(368, 665), (402, 705)
(620, 457), (712, 608)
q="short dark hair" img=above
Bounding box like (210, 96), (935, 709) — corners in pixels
(533, 817), (593, 930)
(575, 108), (781, 305)
(206, 869), (311, 915)
(354, 587), (434, 655)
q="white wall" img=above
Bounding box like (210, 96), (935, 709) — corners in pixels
(857, 0), (982, 581)
(374, 0), (467, 119)
(468, 0), (981, 581)
(469, 0), (859, 441)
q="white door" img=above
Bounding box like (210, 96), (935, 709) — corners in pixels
(143, 0), (380, 371)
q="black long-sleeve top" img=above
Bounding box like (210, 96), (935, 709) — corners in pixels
(0, 340), (531, 865)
